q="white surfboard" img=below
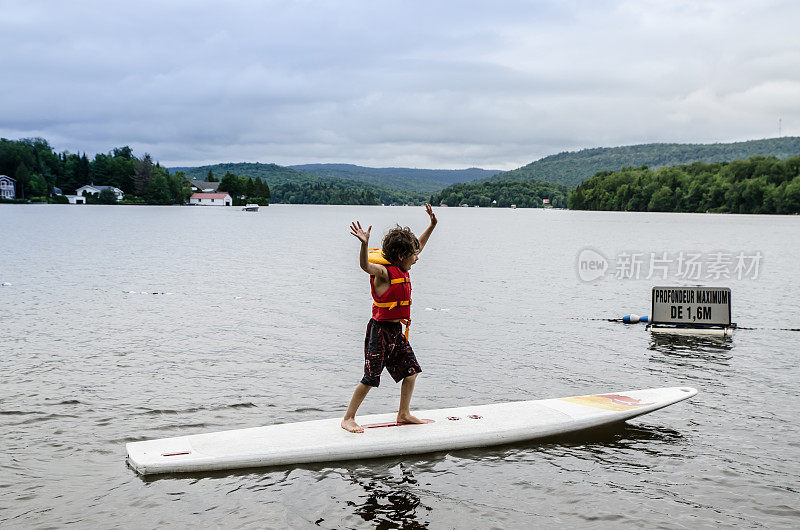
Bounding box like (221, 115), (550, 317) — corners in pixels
(126, 386), (697, 475)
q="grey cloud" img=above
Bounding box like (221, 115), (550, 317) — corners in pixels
(1, 0), (798, 169)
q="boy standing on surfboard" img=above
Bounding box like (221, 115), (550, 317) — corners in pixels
(342, 204), (438, 433)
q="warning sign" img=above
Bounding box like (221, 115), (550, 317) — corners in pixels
(651, 286), (731, 326)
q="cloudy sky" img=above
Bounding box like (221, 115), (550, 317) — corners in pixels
(1, 1), (798, 169)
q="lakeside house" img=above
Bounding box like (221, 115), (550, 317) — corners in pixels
(190, 180), (220, 193)
(75, 184), (125, 201)
(0, 175), (16, 199)
(189, 192), (232, 206)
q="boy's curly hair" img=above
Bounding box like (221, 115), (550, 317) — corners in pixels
(381, 225), (420, 266)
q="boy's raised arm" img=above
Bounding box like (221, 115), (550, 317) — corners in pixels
(350, 221), (389, 280)
(418, 203), (437, 252)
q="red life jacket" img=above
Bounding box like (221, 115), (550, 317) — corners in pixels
(371, 265), (412, 322)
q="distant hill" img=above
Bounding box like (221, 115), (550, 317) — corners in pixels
(171, 162), (317, 187)
(490, 137), (800, 187)
(568, 154), (800, 214)
(430, 180), (571, 208)
(169, 162), (425, 204)
(288, 164), (502, 193)
(171, 162), (500, 195)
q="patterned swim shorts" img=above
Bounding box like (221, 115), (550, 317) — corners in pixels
(361, 319), (422, 387)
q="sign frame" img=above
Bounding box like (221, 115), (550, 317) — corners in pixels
(650, 286), (732, 327)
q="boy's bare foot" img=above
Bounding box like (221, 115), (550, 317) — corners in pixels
(341, 418), (364, 433)
(396, 412), (426, 424)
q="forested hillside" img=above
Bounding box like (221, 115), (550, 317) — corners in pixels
(430, 180), (570, 208)
(568, 155), (800, 214)
(492, 137), (800, 187)
(173, 162), (427, 204)
(288, 164), (502, 193)
(172, 162), (316, 187)
(0, 137), (189, 204)
(271, 178), (424, 205)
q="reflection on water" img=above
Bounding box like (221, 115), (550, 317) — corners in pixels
(542, 422), (685, 449)
(648, 333), (733, 367)
(648, 333), (734, 356)
(345, 464), (430, 529)
(647, 333), (734, 386)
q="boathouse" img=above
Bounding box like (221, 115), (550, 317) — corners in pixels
(190, 192), (232, 206)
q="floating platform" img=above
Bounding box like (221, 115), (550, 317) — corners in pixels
(648, 324), (735, 337)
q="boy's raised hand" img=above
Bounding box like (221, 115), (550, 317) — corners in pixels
(350, 221), (371, 245)
(425, 203), (437, 225)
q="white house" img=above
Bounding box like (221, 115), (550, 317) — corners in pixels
(75, 184), (124, 201)
(0, 175), (15, 200)
(190, 192), (232, 206)
(65, 195), (86, 204)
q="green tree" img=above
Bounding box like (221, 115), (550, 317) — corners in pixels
(219, 171), (243, 197)
(77, 154), (90, 185)
(62, 154), (82, 192)
(168, 170), (192, 204)
(90, 153), (110, 185)
(28, 172), (48, 197)
(112, 146), (133, 159)
(568, 186), (585, 209)
(783, 177), (800, 214)
(109, 155), (135, 194)
(647, 186), (674, 212)
(98, 188), (118, 204)
(133, 154), (155, 195)
(15, 162), (29, 198)
(144, 172), (171, 204)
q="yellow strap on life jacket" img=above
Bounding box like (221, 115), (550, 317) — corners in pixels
(390, 277), (409, 284)
(372, 300), (411, 310)
(372, 302), (412, 341)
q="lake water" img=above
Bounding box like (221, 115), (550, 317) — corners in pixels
(1, 204), (799, 528)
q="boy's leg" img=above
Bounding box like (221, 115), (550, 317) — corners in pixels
(386, 326), (423, 424)
(342, 383), (371, 433)
(397, 373), (425, 424)
(344, 319), (383, 433)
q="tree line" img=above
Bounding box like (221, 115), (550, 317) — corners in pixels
(0, 137), (418, 206)
(0, 137), (190, 204)
(270, 181), (380, 205)
(567, 155), (800, 214)
(178, 162), (425, 205)
(216, 171), (271, 205)
(492, 137), (800, 187)
(429, 179), (570, 208)
(267, 178), (424, 205)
